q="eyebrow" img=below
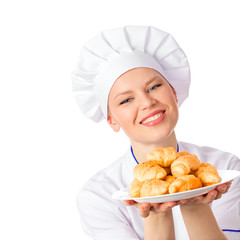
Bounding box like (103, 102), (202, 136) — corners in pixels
(144, 76), (160, 86)
(114, 90), (133, 100)
(113, 76), (160, 100)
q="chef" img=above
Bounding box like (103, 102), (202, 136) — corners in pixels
(72, 26), (240, 240)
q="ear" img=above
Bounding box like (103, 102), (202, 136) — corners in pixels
(107, 115), (121, 132)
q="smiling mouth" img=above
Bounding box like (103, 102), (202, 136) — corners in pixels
(140, 111), (165, 124)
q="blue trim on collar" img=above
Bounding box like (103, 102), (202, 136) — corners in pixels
(130, 146), (139, 164)
(130, 143), (179, 165)
(222, 229), (240, 232)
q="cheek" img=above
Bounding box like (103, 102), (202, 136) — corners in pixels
(110, 107), (132, 128)
(162, 89), (178, 105)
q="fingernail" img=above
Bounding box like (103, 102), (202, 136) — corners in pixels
(211, 191), (217, 197)
(221, 186), (227, 191)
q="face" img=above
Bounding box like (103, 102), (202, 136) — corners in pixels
(107, 67), (179, 146)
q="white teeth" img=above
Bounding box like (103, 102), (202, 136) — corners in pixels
(141, 112), (163, 124)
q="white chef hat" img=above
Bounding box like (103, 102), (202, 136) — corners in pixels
(72, 26), (190, 122)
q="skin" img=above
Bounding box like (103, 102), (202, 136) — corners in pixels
(108, 67), (179, 161)
(107, 67), (229, 239)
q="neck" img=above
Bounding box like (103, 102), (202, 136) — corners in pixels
(130, 132), (178, 163)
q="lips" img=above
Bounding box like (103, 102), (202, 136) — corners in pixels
(140, 110), (166, 126)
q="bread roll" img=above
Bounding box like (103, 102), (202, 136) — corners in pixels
(147, 147), (178, 167)
(171, 154), (200, 177)
(133, 161), (167, 181)
(164, 175), (176, 184)
(140, 179), (170, 197)
(129, 148), (219, 198)
(169, 175), (202, 194)
(194, 163), (220, 186)
(177, 151), (191, 157)
(129, 178), (143, 198)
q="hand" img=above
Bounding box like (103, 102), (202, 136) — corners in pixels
(124, 200), (177, 218)
(124, 181), (232, 217)
(215, 180), (232, 199)
(178, 181), (232, 207)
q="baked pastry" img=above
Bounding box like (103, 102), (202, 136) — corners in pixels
(129, 147), (219, 198)
(169, 175), (202, 194)
(129, 178), (143, 198)
(194, 163), (220, 186)
(140, 179), (170, 197)
(147, 147), (178, 167)
(164, 175), (176, 184)
(177, 151), (191, 157)
(171, 154), (200, 177)
(133, 161), (167, 181)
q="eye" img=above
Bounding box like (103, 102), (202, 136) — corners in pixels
(120, 98), (132, 105)
(148, 84), (161, 92)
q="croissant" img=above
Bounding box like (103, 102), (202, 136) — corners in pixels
(129, 148), (220, 198)
(177, 151), (191, 157)
(169, 175), (202, 194)
(147, 147), (178, 167)
(140, 179), (170, 197)
(133, 161), (167, 181)
(164, 175), (176, 184)
(171, 154), (200, 177)
(194, 163), (220, 186)
(129, 178), (143, 198)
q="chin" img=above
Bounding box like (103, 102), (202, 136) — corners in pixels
(145, 129), (176, 145)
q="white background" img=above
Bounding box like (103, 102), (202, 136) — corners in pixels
(0, 0), (239, 239)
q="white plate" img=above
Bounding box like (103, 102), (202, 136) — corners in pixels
(112, 170), (240, 203)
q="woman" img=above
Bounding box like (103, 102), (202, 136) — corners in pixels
(72, 26), (240, 239)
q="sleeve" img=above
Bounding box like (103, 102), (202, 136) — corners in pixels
(76, 188), (140, 240)
(211, 156), (240, 240)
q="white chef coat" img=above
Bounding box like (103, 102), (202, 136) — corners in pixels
(77, 141), (240, 240)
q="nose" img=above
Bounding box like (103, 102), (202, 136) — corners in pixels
(138, 93), (157, 110)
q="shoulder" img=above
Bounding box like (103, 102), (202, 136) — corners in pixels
(76, 149), (140, 239)
(79, 150), (129, 196)
(82, 148), (134, 190)
(77, 148), (135, 210)
(179, 141), (240, 170)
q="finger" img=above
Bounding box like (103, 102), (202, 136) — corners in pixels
(178, 199), (187, 205)
(178, 195), (203, 205)
(215, 191), (222, 200)
(124, 200), (135, 206)
(216, 183), (228, 193)
(139, 202), (151, 218)
(204, 189), (218, 203)
(160, 201), (177, 211)
(226, 180), (233, 187)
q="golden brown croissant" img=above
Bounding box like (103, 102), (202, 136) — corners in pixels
(140, 179), (170, 197)
(177, 151), (191, 157)
(133, 161), (167, 181)
(129, 148), (220, 198)
(169, 175), (202, 194)
(194, 163), (220, 186)
(129, 178), (143, 198)
(164, 175), (176, 184)
(171, 154), (200, 177)
(147, 147), (178, 167)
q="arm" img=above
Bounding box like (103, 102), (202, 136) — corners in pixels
(144, 207), (175, 240)
(125, 201), (176, 240)
(124, 182), (231, 240)
(179, 182), (231, 240)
